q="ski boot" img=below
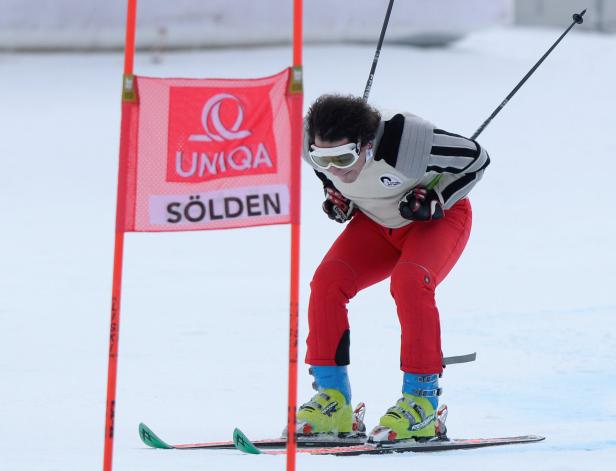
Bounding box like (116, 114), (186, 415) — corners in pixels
(282, 396), (366, 440)
(284, 365), (366, 440)
(296, 388), (353, 435)
(370, 373), (446, 443)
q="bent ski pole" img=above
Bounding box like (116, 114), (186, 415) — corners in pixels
(472, 10), (586, 140)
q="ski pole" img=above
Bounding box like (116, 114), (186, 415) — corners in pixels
(363, 0), (395, 101)
(471, 9), (586, 140)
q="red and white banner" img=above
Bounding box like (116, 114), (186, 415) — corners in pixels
(117, 68), (301, 232)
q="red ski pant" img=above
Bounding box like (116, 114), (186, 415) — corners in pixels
(306, 198), (472, 374)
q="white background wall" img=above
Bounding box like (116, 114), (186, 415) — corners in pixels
(516, 0), (616, 32)
(0, 0), (513, 50)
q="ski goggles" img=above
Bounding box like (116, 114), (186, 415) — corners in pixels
(308, 142), (361, 170)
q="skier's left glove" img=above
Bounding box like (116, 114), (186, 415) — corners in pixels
(399, 186), (444, 221)
(323, 187), (356, 223)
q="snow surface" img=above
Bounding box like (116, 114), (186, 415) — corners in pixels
(1, 26), (615, 471)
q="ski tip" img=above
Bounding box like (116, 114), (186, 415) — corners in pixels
(511, 434), (545, 443)
(233, 428), (262, 454)
(138, 422), (174, 449)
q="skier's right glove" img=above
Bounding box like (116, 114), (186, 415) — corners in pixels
(323, 187), (355, 223)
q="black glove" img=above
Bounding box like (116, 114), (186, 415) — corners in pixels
(323, 187), (355, 223)
(399, 187), (444, 221)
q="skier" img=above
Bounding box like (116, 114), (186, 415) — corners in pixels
(296, 94), (490, 442)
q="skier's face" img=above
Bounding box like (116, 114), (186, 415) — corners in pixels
(314, 136), (368, 183)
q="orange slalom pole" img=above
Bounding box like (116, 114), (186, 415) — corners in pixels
(286, 1), (303, 470)
(122, 0), (138, 77)
(293, 0), (303, 66)
(287, 218), (300, 471)
(103, 1), (138, 470)
(102, 234), (125, 471)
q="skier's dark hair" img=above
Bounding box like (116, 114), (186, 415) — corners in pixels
(306, 94), (381, 146)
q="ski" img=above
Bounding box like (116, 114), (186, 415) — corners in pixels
(139, 422), (365, 450)
(140, 401), (368, 450)
(139, 422), (287, 450)
(233, 428), (545, 456)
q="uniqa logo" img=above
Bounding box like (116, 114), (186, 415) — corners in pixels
(188, 93), (252, 142)
(167, 85), (277, 182)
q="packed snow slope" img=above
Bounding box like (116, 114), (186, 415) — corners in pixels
(1, 26), (615, 471)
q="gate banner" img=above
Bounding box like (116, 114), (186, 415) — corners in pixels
(118, 68), (300, 232)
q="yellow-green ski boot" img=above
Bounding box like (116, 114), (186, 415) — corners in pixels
(370, 372), (444, 442)
(370, 393), (438, 442)
(296, 388), (353, 436)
